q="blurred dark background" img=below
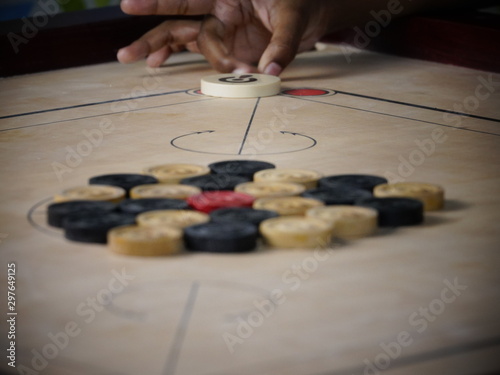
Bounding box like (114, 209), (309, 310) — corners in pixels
(0, 1), (499, 77)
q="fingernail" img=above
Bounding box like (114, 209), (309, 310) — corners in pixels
(120, 0), (132, 11)
(232, 68), (251, 75)
(117, 48), (128, 63)
(264, 62), (282, 76)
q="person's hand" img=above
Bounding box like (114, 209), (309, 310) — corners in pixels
(117, 0), (337, 75)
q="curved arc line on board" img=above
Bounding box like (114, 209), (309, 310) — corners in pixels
(26, 196), (62, 238)
(169, 130), (317, 155)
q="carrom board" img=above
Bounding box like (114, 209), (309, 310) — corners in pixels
(0, 45), (500, 375)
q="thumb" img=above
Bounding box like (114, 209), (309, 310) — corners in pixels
(257, 5), (305, 75)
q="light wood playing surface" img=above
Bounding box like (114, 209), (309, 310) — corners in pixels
(1, 45), (500, 375)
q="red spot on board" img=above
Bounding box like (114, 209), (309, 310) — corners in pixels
(283, 89), (330, 96)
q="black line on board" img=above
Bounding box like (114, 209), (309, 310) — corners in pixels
(0, 98), (214, 133)
(285, 96), (500, 137)
(319, 335), (500, 375)
(163, 281), (200, 375)
(238, 97), (261, 155)
(333, 90), (500, 124)
(0, 89), (189, 120)
(225, 335), (500, 375)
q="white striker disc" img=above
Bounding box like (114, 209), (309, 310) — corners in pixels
(201, 73), (281, 98)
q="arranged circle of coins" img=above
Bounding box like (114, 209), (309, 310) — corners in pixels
(47, 160), (445, 255)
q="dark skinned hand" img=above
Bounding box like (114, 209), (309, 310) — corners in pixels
(117, 0), (337, 75)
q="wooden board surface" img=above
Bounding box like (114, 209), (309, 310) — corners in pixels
(1, 46), (500, 375)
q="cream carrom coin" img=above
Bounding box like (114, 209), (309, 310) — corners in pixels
(235, 181), (306, 198)
(373, 182), (444, 211)
(253, 196), (324, 216)
(143, 164), (210, 184)
(130, 184), (201, 199)
(54, 185), (125, 203)
(137, 209), (210, 229)
(306, 205), (378, 240)
(254, 168), (322, 189)
(201, 74), (281, 98)
(260, 216), (334, 248)
(108, 225), (182, 256)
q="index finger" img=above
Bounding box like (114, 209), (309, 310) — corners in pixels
(121, 0), (214, 15)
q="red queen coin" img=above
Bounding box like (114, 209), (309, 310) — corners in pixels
(188, 191), (255, 213)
